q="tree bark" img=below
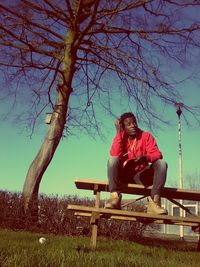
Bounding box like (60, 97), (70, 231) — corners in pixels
(22, 95), (68, 217)
(22, 29), (77, 217)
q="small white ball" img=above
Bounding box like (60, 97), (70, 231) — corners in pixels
(39, 237), (46, 244)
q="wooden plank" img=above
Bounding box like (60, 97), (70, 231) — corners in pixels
(75, 212), (91, 217)
(75, 179), (200, 201)
(91, 189), (101, 248)
(74, 211), (199, 227)
(68, 204), (200, 226)
(75, 179), (109, 192)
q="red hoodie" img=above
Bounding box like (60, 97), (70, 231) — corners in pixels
(110, 128), (163, 172)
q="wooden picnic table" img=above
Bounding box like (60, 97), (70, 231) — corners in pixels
(67, 179), (200, 249)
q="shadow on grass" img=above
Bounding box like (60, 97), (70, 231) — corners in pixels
(133, 235), (199, 252)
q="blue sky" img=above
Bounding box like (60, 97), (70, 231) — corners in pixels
(0, 80), (199, 199)
(0, 1), (200, 200)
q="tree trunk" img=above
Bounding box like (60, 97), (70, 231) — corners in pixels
(22, 94), (69, 219)
(22, 29), (77, 218)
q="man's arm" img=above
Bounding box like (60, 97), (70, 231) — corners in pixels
(110, 119), (126, 157)
(144, 132), (163, 162)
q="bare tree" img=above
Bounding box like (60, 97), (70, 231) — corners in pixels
(0, 0), (200, 216)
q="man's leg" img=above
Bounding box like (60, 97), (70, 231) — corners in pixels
(107, 156), (122, 194)
(151, 159), (168, 198)
(148, 159), (168, 214)
(105, 157), (122, 209)
(133, 159), (168, 214)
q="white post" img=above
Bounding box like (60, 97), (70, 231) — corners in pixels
(175, 103), (184, 240)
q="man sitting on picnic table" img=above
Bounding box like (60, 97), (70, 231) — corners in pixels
(105, 112), (168, 215)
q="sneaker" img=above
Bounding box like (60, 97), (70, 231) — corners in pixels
(147, 196), (168, 215)
(104, 192), (122, 210)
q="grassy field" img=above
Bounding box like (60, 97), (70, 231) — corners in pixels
(0, 229), (200, 267)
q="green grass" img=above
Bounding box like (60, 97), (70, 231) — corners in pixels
(0, 229), (200, 267)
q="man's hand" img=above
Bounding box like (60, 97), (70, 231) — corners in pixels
(115, 119), (123, 133)
(134, 155), (147, 163)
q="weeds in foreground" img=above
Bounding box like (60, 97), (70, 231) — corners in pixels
(0, 229), (200, 267)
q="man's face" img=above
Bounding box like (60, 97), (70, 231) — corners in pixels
(123, 117), (138, 137)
